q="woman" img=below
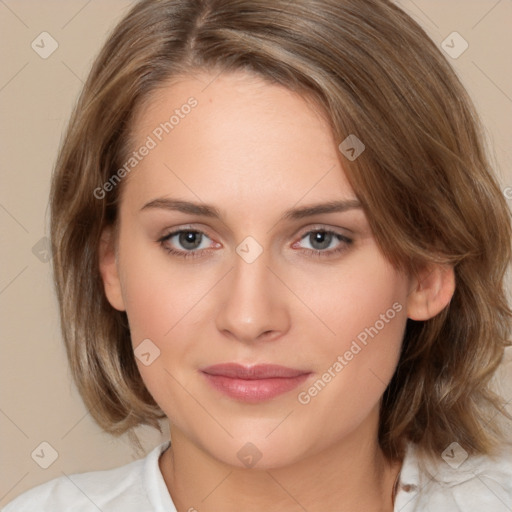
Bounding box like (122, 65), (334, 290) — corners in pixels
(3, 0), (511, 510)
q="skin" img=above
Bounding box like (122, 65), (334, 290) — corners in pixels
(99, 70), (455, 512)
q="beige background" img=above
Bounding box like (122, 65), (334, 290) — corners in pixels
(1, 0), (511, 505)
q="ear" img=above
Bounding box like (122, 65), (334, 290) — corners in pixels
(406, 263), (455, 321)
(98, 225), (126, 311)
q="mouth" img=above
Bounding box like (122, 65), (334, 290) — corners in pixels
(200, 363), (312, 402)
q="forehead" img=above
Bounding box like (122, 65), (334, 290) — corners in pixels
(122, 71), (357, 215)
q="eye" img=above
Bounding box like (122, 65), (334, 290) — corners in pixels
(157, 227), (353, 260)
(293, 229), (353, 257)
(158, 229), (217, 259)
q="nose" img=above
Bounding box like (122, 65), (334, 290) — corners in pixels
(215, 245), (291, 344)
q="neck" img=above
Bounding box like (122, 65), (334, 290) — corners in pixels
(159, 415), (402, 512)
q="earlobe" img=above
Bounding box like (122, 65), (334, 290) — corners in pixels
(98, 225), (126, 312)
(406, 263), (455, 321)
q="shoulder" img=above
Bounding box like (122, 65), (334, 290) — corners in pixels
(395, 441), (512, 512)
(1, 441), (172, 512)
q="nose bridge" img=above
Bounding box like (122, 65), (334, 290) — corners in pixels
(215, 239), (290, 343)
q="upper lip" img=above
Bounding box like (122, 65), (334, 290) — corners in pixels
(201, 363), (310, 380)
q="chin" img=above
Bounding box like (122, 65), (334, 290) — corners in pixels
(196, 427), (314, 471)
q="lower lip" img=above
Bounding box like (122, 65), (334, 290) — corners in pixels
(202, 373), (311, 402)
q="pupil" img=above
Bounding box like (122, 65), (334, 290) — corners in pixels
(311, 231), (332, 250)
(180, 231), (201, 250)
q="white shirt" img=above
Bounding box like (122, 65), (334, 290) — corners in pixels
(2, 440), (511, 511)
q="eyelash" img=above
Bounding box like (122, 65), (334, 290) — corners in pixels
(157, 227), (353, 260)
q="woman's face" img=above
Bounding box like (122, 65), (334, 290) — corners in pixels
(105, 70), (413, 468)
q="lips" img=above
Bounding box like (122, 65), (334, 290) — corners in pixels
(200, 363), (312, 402)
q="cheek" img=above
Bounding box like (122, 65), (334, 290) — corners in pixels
(116, 234), (214, 396)
(117, 232), (203, 344)
(117, 241), (201, 417)
(120, 265), (174, 345)
(292, 248), (407, 419)
(291, 245), (407, 356)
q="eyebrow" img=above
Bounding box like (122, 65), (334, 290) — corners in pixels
(140, 197), (363, 221)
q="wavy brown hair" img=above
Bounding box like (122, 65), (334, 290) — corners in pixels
(50, 0), (512, 460)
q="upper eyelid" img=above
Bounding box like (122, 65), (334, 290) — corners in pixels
(159, 225), (209, 238)
(159, 225), (352, 246)
(160, 224), (350, 236)
(154, 209), (359, 238)
(296, 224), (351, 237)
